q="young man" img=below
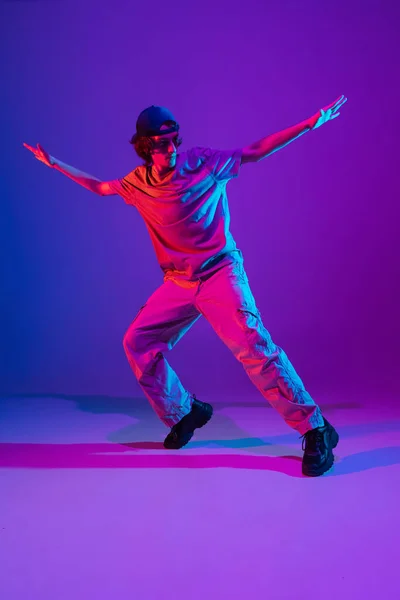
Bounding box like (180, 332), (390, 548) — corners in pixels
(24, 95), (347, 476)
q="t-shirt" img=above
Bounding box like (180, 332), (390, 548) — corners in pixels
(110, 147), (243, 281)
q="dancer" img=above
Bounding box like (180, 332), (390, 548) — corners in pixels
(24, 95), (347, 476)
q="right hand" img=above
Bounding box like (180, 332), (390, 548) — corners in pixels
(23, 142), (55, 168)
(312, 95), (348, 130)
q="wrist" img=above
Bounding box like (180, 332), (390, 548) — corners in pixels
(308, 112), (320, 130)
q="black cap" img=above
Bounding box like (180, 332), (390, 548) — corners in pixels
(132, 106), (179, 142)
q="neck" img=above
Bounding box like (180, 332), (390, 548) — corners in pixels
(151, 163), (174, 179)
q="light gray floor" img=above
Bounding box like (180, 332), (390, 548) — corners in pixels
(1, 392), (399, 599)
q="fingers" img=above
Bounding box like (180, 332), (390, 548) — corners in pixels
(330, 112), (341, 120)
(331, 95), (343, 107)
(323, 96), (343, 112)
(37, 143), (51, 162)
(329, 95), (343, 109)
(334, 96), (347, 110)
(23, 142), (47, 154)
(326, 95), (347, 112)
(23, 141), (51, 166)
(23, 142), (44, 159)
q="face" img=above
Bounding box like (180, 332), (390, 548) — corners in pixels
(150, 125), (179, 171)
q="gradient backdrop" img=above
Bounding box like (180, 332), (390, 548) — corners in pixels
(2, 0), (399, 403)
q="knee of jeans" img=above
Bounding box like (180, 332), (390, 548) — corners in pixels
(237, 309), (276, 354)
(123, 304), (147, 353)
(123, 326), (163, 365)
(122, 327), (142, 356)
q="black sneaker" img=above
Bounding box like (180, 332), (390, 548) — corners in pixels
(301, 417), (339, 477)
(163, 397), (213, 449)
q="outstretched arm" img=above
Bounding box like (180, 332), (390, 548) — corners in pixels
(23, 143), (121, 196)
(241, 95), (347, 164)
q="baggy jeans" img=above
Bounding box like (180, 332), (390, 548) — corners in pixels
(123, 261), (324, 435)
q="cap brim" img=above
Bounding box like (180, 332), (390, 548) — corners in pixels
(150, 123), (179, 137)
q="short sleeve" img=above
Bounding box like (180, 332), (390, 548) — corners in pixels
(106, 175), (137, 205)
(195, 147), (242, 182)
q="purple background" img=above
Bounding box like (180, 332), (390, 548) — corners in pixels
(2, 0), (399, 400)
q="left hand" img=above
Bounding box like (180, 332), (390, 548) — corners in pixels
(312, 95), (348, 129)
(23, 142), (55, 167)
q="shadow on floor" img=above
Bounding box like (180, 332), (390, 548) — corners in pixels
(0, 440), (399, 478)
(1, 393), (400, 477)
